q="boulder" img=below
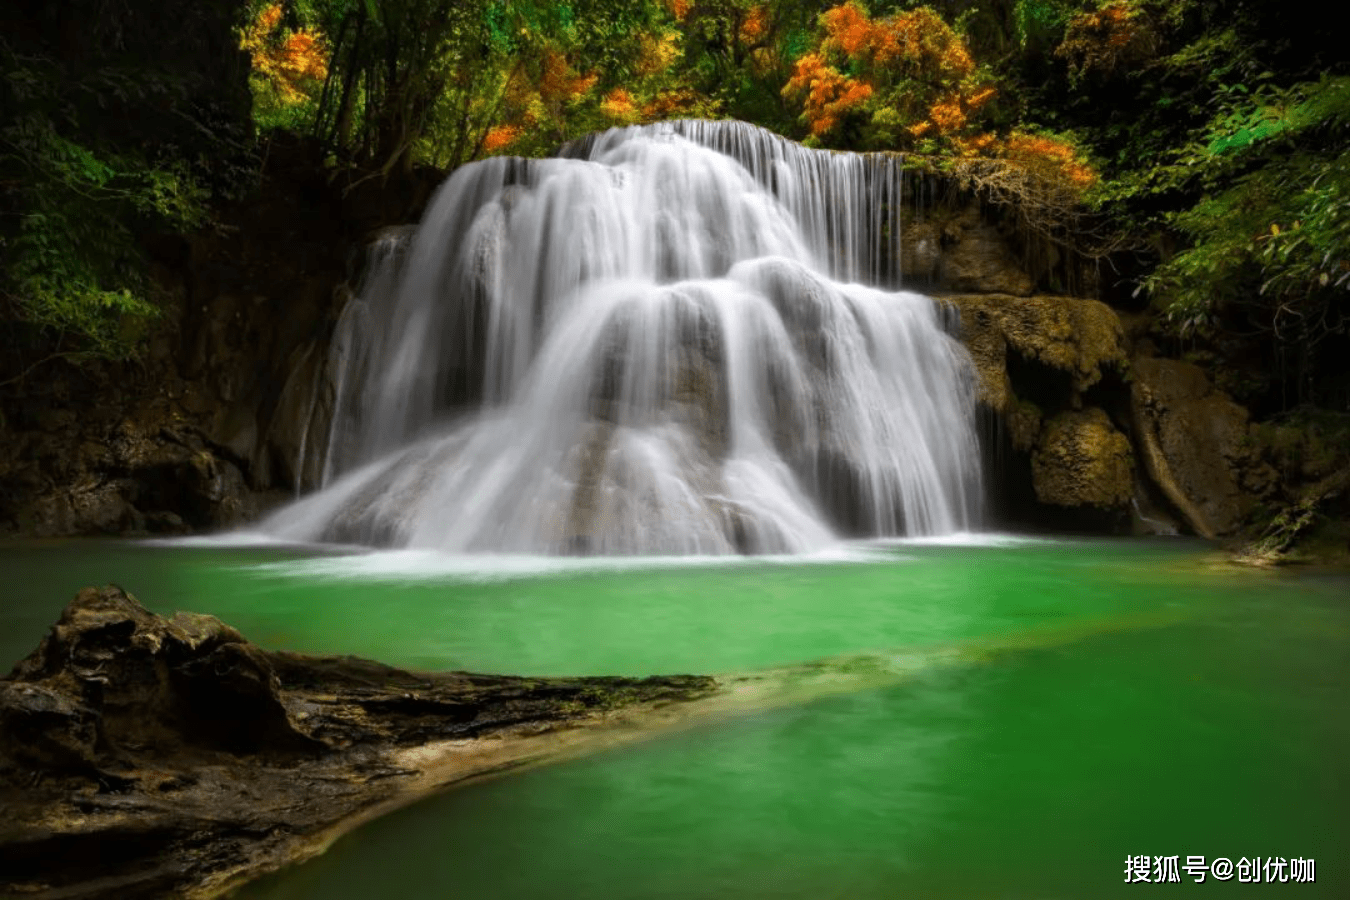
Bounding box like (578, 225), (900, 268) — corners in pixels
(0, 587), (718, 898)
(4, 585), (322, 766)
(1031, 408), (1134, 512)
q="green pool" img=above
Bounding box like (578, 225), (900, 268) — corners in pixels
(2, 536), (1345, 898)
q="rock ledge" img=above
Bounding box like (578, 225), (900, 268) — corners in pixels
(0, 586), (716, 899)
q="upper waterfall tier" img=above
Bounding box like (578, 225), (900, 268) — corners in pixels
(263, 120), (982, 554)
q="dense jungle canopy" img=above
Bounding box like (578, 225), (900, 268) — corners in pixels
(1, 0), (1346, 416)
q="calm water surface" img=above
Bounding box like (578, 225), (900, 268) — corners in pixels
(1, 536), (1345, 898)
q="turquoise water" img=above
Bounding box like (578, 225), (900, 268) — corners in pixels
(1, 537), (1345, 898)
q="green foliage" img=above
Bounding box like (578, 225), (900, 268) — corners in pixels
(1144, 76), (1350, 350)
(1202, 75), (1350, 156)
(1013, 0), (1069, 49)
(1, 39), (218, 364)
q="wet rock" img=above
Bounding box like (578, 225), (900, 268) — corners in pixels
(0, 682), (101, 777)
(5, 585), (323, 763)
(1129, 357), (1258, 538)
(587, 292), (730, 463)
(0, 410), (258, 536)
(1031, 408), (1134, 514)
(1006, 399), (1044, 454)
(257, 339), (334, 493)
(902, 205), (1034, 296)
(0, 587), (719, 899)
(946, 294), (1128, 414)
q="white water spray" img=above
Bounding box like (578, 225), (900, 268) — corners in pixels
(263, 121), (982, 554)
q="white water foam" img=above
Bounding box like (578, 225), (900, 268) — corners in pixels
(240, 544), (902, 585)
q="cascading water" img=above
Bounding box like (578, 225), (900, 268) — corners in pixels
(263, 120), (982, 554)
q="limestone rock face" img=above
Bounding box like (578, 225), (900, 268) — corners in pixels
(1032, 408), (1134, 511)
(945, 294), (1128, 414)
(257, 339), (335, 493)
(0, 409), (258, 537)
(902, 205), (1034, 296)
(1130, 357), (1258, 538)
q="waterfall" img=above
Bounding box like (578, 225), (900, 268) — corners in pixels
(262, 120), (982, 554)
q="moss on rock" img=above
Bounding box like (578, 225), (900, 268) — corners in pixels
(945, 294), (1128, 413)
(1031, 408), (1134, 510)
(1008, 398), (1044, 453)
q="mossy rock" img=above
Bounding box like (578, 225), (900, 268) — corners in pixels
(1008, 398), (1043, 453)
(944, 294), (1128, 413)
(1031, 408), (1133, 510)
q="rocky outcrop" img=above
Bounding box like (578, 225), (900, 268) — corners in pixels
(0, 587), (717, 898)
(945, 293), (1129, 415)
(944, 292), (1285, 538)
(902, 203), (1035, 296)
(1032, 408), (1134, 511)
(0, 408), (259, 536)
(944, 293), (1138, 528)
(0, 135), (442, 536)
(1129, 357), (1271, 539)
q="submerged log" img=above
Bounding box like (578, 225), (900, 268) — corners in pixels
(0, 586), (717, 898)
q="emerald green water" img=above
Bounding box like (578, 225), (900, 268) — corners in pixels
(2, 537), (1346, 897)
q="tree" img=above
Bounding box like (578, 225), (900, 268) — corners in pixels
(1, 0), (251, 371)
(781, 2), (996, 151)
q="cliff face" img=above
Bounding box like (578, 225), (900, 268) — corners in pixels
(0, 137), (441, 537)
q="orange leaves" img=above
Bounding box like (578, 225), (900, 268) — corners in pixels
(1057, 1), (1156, 78)
(783, 51), (830, 94)
(483, 124), (524, 154)
(824, 80), (875, 135)
(927, 94), (967, 133)
(951, 132), (997, 157)
(1003, 132), (1097, 189)
(787, 3), (990, 147)
(601, 88), (638, 122)
(640, 88), (705, 120)
(818, 3), (974, 80)
(485, 44), (596, 158)
(784, 53), (873, 137)
(255, 4), (282, 34)
(281, 31), (327, 84)
(538, 49), (597, 105)
(241, 4), (327, 106)
(820, 3), (871, 58)
(1071, 1), (1136, 48)
(740, 5), (769, 46)
(669, 0), (690, 22)
(908, 85), (997, 141)
(965, 86), (997, 111)
(885, 7), (975, 79)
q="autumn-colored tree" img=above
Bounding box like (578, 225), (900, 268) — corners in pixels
(1055, 0), (1157, 80)
(782, 2), (996, 151)
(479, 43), (599, 155)
(240, 4), (328, 128)
(483, 6), (715, 151)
